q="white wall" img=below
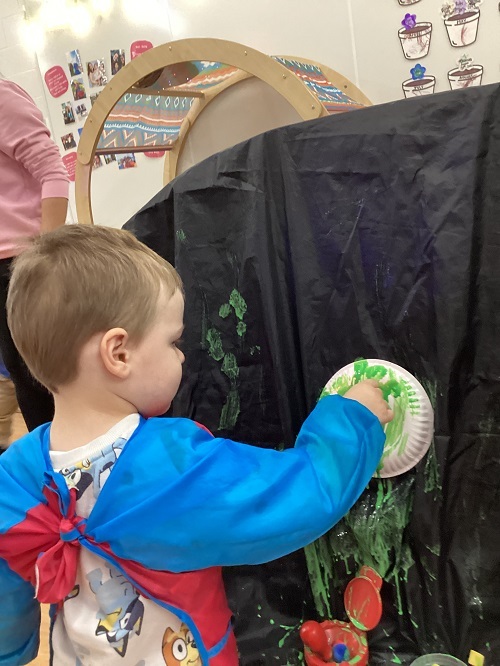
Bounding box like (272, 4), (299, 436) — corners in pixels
(1, 0), (499, 228)
(0, 0), (45, 114)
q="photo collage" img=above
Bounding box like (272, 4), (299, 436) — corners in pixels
(56, 47), (136, 171)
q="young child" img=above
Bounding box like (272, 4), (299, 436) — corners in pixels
(0, 225), (392, 666)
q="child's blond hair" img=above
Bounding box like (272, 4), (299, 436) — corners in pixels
(7, 225), (182, 393)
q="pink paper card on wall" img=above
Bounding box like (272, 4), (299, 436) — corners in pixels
(144, 151), (165, 158)
(62, 152), (77, 182)
(44, 66), (69, 98)
(130, 40), (153, 60)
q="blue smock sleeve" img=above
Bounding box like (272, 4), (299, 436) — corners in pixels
(90, 394), (385, 572)
(0, 558), (40, 665)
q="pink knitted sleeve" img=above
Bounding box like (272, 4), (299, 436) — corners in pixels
(0, 81), (69, 199)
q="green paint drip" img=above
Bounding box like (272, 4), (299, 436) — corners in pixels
(306, 478), (415, 617)
(421, 555), (437, 582)
(418, 377), (437, 409)
(406, 595), (417, 627)
(424, 440), (441, 494)
(219, 388), (240, 430)
(464, 528), (484, 620)
(219, 303), (231, 319)
(425, 543), (441, 557)
(236, 321), (247, 337)
(277, 624), (298, 649)
(206, 328), (224, 361)
(229, 289), (247, 320)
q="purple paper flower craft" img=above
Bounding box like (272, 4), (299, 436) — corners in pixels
(402, 13), (417, 29)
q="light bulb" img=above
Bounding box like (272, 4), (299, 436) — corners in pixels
(90, 0), (113, 18)
(20, 18), (46, 52)
(121, 0), (168, 26)
(121, 0), (136, 20)
(69, 2), (92, 37)
(39, 0), (69, 30)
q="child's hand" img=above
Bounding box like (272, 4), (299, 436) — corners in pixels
(344, 379), (394, 425)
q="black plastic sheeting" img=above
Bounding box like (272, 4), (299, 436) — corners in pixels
(124, 83), (500, 665)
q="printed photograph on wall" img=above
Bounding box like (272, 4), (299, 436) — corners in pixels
(61, 132), (77, 151)
(75, 103), (88, 120)
(398, 14), (432, 60)
(441, 0), (481, 47)
(104, 154), (117, 164)
(66, 49), (83, 77)
(61, 101), (75, 124)
(92, 155), (103, 170)
(71, 76), (86, 101)
(402, 63), (436, 98)
(111, 49), (126, 75)
(87, 59), (108, 88)
(448, 54), (484, 89)
(118, 153), (137, 169)
(90, 93), (100, 106)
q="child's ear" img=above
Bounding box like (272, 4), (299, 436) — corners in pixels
(100, 328), (131, 379)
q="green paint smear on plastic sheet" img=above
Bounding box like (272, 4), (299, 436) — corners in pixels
(205, 288), (251, 430)
(219, 387), (240, 430)
(305, 477), (415, 617)
(219, 303), (231, 319)
(206, 328), (224, 362)
(229, 289), (247, 320)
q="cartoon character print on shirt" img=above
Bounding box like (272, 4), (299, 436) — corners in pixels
(163, 623), (202, 666)
(65, 585), (80, 602)
(87, 566), (144, 657)
(60, 439), (125, 500)
(60, 459), (93, 499)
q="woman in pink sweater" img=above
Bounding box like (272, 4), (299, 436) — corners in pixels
(0, 77), (69, 434)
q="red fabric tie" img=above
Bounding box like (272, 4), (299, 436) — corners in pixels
(0, 486), (85, 603)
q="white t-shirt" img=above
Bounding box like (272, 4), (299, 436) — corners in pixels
(49, 415), (202, 666)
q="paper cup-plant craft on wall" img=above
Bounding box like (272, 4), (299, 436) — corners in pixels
(402, 63), (436, 98)
(448, 54), (483, 90)
(398, 14), (432, 60)
(322, 359), (434, 478)
(441, 0), (481, 47)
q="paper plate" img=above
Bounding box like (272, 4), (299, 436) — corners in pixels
(410, 656), (467, 666)
(322, 359), (434, 478)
